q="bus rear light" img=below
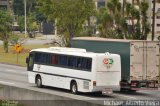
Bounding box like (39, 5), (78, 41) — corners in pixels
(119, 81), (123, 86)
(93, 81), (96, 86)
(131, 82), (137, 87)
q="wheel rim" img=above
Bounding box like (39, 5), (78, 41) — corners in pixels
(72, 84), (77, 93)
(37, 78), (41, 87)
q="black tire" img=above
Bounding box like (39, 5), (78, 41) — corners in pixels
(70, 82), (78, 94)
(36, 76), (43, 88)
(120, 88), (127, 92)
(94, 91), (102, 96)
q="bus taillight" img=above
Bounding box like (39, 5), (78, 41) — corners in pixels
(93, 81), (96, 86)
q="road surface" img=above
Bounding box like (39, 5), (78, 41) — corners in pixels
(0, 63), (160, 106)
(0, 35), (55, 45)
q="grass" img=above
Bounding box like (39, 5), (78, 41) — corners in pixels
(0, 44), (50, 67)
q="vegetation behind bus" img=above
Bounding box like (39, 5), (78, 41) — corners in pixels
(0, 9), (13, 53)
(0, 45), (49, 67)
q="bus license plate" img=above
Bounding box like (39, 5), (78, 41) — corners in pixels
(102, 88), (113, 95)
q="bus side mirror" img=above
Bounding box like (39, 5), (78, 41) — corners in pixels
(26, 57), (29, 63)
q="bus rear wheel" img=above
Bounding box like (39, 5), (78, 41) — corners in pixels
(120, 88), (126, 92)
(36, 76), (43, 88)
(71, 82), (78, 94)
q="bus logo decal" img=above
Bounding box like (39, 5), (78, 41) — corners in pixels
(103, 58), (114, 65)
(103, 58), (109, 64)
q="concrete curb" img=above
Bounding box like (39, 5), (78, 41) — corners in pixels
(0, 84), (103, 106)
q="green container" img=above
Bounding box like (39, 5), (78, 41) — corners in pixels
(71, 37), (160, 82)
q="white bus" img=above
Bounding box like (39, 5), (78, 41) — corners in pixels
(26, 47), (121, 94)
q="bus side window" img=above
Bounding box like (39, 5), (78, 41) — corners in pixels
(77, 58), (82, 68)
(81, 58), (87, 70)
(44, 54), (51, 64)
(86, 59), (92, 71)
(58, 55), (68, 66)
(51, 55), (58, 65)
(35, 53), (41, 63)
(77, 58), (92, 71)
(35, 53), (51, 65)
(41, 54), (46, 63)
(68, 56), (77, 68)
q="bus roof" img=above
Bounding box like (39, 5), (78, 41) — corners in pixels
(49, 47), (86, 52)
(30, 47), (117, 58)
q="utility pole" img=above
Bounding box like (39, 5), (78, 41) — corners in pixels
(152, 0), (156, 41)
(24, 0), (27, 37)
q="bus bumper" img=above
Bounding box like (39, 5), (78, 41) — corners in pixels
(92, 85), (120, 92)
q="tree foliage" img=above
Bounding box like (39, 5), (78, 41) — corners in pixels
(12, 0), (24, 16)
(139, 0), (150, 40)
(13, 0), (36, 16)
(97, 0), (150, 40)
(17, 16), (25, 32)
(0, 9), (13, 53)
(13, 0), (38, 33)
(37, 0), (95, 46)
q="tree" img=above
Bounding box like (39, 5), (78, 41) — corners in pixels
(17, 16), (25, 33)
(13, 0), (38, 34)
(129, 5), (140, 39)
(36, 13), (46, 33)
(125, 0), (149, 40)
(0, 9), (13, 53)
(122, 0), (126, 16)
(12, 0), (24, 16)
(97, 0), (126, 39)
(13, 0), (36, 16)
(125, 0), (150, 40)
(97, 0), (150, 40)
(37, 0), (95, 46)
(27, 13), (38, 34)
(97, 7), (113, 38)
(139, 0), (150, 40)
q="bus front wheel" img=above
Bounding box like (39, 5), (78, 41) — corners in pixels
(36, 76), (43, 88)
(71, 81), (78, 94)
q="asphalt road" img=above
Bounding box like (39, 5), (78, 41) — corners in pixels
(0, 63), (160, 103)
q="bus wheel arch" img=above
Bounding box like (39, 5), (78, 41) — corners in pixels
(35, 74), (43, 88)
(70, 80), (78, 94)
